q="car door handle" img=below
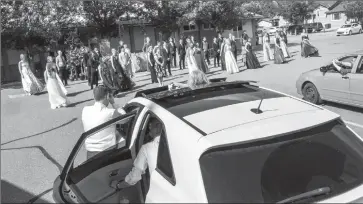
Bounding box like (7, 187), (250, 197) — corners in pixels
(342, 76), (349, 79)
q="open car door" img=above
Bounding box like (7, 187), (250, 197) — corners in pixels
(54, 110), (141, 203)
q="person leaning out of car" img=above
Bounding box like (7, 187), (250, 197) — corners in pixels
(82, 85), (126, 160)
(332, 57), (356, 75)
(110, 118), (162, 192)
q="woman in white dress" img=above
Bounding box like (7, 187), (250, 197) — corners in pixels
(279, 31), (290, 58)
(224, 39), (240, 74)
(18, 54), (44, 95)
(186, 42), (199, 75)
(262, 32), (274, 62)
(45, 56), (69, 109)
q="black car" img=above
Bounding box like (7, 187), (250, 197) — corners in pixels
(287, 25), (304, 35)
(304, 22), (324, 33)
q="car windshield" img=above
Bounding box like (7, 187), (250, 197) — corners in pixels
(199, 120), (363, 203)
(342, 25), (351, 28)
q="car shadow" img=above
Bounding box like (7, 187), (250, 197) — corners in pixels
(323, 102), (363, 113)
(1, 180), (52, 203)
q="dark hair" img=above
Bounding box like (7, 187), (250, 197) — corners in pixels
(93, 85), (110, 101)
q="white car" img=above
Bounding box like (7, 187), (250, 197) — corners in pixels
(336, 23), (362, 36)
(53, 81), (363, 203)
(267, 27), (277, 35)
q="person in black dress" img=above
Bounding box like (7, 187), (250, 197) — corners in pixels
(245, 38), (261, 69)
(178, 38), (186, 70)
(169, 37), (177, 67)
(301, 30), (319, 58)
(110, 48), (133, 92)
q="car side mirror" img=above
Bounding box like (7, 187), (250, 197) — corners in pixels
(320, 66), (328, 73)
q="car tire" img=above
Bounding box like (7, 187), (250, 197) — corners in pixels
(303, 83), (322, 104)
(349, 30), (352, 35)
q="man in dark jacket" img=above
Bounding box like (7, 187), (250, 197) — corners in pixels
(90, 47), (102, 89)
(212, 37), (220, 67)
(229, 33), (237, 61)
(169, 37), (177, 67)
(177, 39), (186, 70)
(202, 37), (210, 65)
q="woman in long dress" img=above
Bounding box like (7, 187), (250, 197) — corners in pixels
(154, 47), (165, 87)
(98, 57), (119, 94)
(18, 54), (44, 95)
(262, 33), (274, 62)
(119, 47), (133, 78)
(274, 33), (286, 64)
(224, 39), (240, 74)
(186, 42), (199, 75)
(45, 56), (68, 109)
(147, 46), (158, 84)
(193, 43), (209, 73)
(301, 30), (319, 58)
(279, 31), (290, 58)
(245, 38), (261, 69)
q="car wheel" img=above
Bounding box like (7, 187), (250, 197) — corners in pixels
(349, 30), (352, 35)
(303, 83), (322, 104)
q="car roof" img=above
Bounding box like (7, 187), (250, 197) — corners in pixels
(135, 81), (328, 135)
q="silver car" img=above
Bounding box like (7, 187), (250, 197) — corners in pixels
(296, 54), (363, 108)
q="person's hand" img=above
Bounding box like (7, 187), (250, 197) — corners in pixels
(108, 94), (115, 104)
(110, 180), (119, 189)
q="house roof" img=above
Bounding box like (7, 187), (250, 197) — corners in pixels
(313, 1), (337, 9)
(326, 2), (345, 14)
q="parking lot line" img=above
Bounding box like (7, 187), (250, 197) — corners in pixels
(345, 121), (363, 129)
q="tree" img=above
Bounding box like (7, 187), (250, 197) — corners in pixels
(82, 1), (137, 37)
(343, 0), (363, 25)
(193, 1), (247, 33)
(277, 0), (315, 25)
(139, 1), (196, 39)
(1, 0), (82, 50)
(241, 0), (279, 18)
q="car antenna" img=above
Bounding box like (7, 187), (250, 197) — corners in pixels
(251, 92), (264, 114)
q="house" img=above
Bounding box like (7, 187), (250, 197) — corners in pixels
(307, 0), (350, 29)
(258, 19), (273, 28)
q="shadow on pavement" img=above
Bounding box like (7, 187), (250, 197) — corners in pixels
(1, 83), (23, 90)
(1, 180), (52, 203)
(323, 101), (363, 113)
(1, 145), (63, 172)
(1, 118), (78, 146)
(67, 98), (93, 107)
(67, 89), (90, 97)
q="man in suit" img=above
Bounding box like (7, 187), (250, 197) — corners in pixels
(56, 50), (68, 86)
(241, 31), (249, 64)
(117, 40), (124, 53)
(142, 37), (152, 53)
(229, 33), (237, 61)
(212, 37), (220, 67)
(90, 47), (102, 89)
(202, 37), (210, 65)
(220, 39), (226, 71)
(178, 38), (186, 70)
(162, 41), (172, 76)
(169, 37), (177, 68)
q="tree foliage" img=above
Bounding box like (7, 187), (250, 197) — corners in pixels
(1, 0), (82, 50)
(193, 1), (247, 32)
(276, 0), (315, 25)
(241, 0), (278, 18)
(343, 0), (363, 25)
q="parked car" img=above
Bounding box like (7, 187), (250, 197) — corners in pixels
(304, 22), (324, 32)
(287, 24), (304, 35)
(53, 80), (363, 203)
(336, 23), (362, 36)
(267, 27), (277, 35)
(296, 54), (363, 108)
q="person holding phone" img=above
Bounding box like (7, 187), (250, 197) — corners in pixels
(82, 85), (126, 160)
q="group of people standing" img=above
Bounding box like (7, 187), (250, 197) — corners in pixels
(261, 28), (290, 64)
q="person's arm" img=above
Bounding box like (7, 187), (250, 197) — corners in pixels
(274, 39), (280, 49)
(244, 43), (249, 52)
(18, 62), (23, 78)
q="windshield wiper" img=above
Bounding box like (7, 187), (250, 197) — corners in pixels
(277, 187), (331, 204)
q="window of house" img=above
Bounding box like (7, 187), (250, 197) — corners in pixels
(156, 128), (176, 185)
(232, 25), (242, 31)
(332, 13), (341, 20)
(202, 23), (214, 30)
(183, 24), (197, 32)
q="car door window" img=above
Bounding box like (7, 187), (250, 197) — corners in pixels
(356, 58), (363, 74)
(156, 128), (176, 185)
